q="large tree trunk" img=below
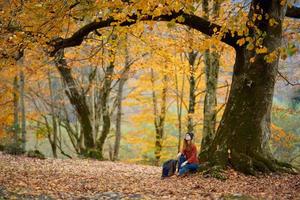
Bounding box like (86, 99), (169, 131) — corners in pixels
(54, 49), (95, 151)
(201, 1), (292, 174)
(201, 0), (221, 154)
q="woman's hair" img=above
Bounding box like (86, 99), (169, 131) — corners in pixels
(182, 133), (194, 151)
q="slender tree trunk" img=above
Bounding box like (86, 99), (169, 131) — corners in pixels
(201, 49), (220, 153)
(175, 64), (185, 152)
(91, 79), (96, 143)
(151, 69), (167, 166)
(60, 103), (82, 154)
(113, 43), (130, 161)
(97, 62), (115, 159)
(187, 51), (198, 133)
(13, 76), (19, 144)
(201, 0), (221, 154)
(113, 78), (125, 161)
(19, 69), (26, 151)
(202, 1), (292, 174)
(47, 71), (58, 158)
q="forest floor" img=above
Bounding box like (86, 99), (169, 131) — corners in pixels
(0, 153), (299, 200)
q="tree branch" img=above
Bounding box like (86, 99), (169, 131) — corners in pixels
(286, 6), (300, 19)
(277, 70), (300, 86)
(49, 11), (238, 56)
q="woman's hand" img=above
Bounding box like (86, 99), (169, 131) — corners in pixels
(181, 161), (188, 167)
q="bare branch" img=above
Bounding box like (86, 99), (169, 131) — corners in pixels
(277, 70), (300, 86)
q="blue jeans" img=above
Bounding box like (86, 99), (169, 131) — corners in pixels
(178, 154), (199, 176)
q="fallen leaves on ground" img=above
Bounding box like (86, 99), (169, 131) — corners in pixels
(0, 153), (299, 199)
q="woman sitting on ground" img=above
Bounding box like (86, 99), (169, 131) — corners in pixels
(177, 132), (199, 176)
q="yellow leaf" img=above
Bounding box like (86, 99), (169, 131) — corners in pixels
(237, 38), (246, 46)
(250, 57), (255, 63)
(213, 27), (218, 33)
(176, 15), (185, 23)
(265, 51), (278, 63)
(257, 15), (262, 20)
(256, 47), (268, 54)
(280, 0), (286, 6)
(269, 18), (278, 26)
(247, 43), (255, 50)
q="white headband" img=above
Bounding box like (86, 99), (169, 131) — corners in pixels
(185, 134), (191, 141)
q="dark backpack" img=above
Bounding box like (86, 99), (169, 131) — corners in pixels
(161, 159), (177, 178)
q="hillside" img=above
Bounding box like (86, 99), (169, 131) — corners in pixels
(0, 153), (299, 200)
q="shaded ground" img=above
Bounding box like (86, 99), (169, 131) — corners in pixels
(0, 153), (299, 199)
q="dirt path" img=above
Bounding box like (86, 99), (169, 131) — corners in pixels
(0, 153), (299, 199)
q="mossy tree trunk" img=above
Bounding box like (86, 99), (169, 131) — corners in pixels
(97, 61), (115, 159)
(201, 0), (221, 154)
(200, 1), (294, 174)
(96, 35), (118, 159)
(187, 51), (198, 133)
(201, 49), (220, 153)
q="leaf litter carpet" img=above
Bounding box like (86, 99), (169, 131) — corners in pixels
(0, 153), (299, 199)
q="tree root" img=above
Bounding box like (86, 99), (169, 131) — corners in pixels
(229, 150), (298, 175)
(202, 165), (228, 181)
(273, 159), (298, 174)
(200, 148), (298, 177)
(230, 150), (256, 175)
(81, 148), (104, 160)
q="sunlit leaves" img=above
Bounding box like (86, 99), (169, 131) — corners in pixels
(269, 18), (278, 26)
(256, 46), (268, 54)
(237, 38), (246, 46)
(265, 50), (278, 63)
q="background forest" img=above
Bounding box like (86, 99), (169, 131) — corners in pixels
(0, 0), (299, 169)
